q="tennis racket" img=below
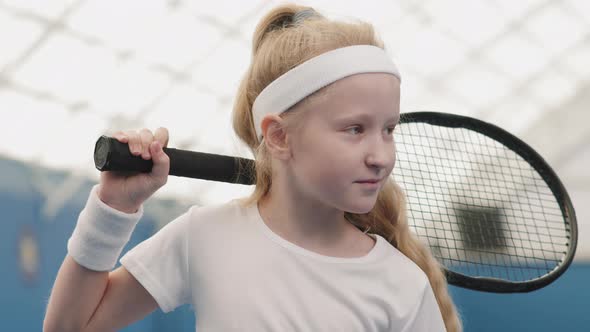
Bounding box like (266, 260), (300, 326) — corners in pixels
(93, 111), (578, 293)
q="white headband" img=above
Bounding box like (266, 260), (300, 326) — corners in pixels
(252, 44), (402, 141)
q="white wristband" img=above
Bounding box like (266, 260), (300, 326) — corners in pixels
(67, 184), (144, 271)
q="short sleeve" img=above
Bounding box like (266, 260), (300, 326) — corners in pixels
(401, 281), (447, 332)
(120, 206), (194, 313)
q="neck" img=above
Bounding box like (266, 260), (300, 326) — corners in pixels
(257, 176), (360, 251)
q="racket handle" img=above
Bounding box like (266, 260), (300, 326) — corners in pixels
(93, 135), (256, 185)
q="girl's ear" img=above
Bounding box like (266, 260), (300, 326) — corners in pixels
(261, 114), (292, 160)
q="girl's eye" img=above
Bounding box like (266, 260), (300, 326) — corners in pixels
(346, 126), (396, 135)
(347, 126), (363, 135)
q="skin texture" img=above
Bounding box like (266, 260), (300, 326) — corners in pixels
(258, 72), (401, 257)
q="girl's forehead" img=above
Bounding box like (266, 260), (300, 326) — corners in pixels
(335, 72), (399, 87)
(320, 74), (400, 102)
(311, 74), (400, 117)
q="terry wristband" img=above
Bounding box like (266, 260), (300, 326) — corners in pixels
(67, 184), (144, 271)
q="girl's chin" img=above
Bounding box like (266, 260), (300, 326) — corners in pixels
(345, 199), (378, 214)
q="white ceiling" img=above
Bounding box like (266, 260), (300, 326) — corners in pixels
(0, 0), (588, 258)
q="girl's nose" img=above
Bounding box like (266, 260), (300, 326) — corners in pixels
(365, 141), (394, 169)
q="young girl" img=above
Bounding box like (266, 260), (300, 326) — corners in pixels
(44, 3), (462, 332)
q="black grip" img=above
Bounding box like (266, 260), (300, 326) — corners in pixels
(93, 135), (256, 185)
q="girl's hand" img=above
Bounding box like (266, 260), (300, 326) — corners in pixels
(97, 127), (170, 213)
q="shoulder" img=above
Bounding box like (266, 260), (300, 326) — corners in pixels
(372, 239), (440, 323)
(180, 197), (252, 234)
(379, 239), (430, 289)
(184, 198), (245, 222)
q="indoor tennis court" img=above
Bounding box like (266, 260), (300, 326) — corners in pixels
(1, 1), (588, 331)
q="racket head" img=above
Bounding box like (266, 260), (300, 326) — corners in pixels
(395, 111), (578, 293)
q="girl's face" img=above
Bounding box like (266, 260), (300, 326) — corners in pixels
(288, 72), (401, 214)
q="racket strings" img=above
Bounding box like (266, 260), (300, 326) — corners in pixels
(395, 122), (570, 282)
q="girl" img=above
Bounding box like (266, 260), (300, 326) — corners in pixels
(44, 3), (462, 332)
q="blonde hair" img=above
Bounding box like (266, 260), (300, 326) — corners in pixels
(231, 3), (463, 331)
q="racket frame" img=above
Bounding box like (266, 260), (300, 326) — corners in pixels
(399, 112), (578, 293)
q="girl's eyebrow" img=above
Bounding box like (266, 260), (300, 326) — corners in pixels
(335, 113), (399, 123)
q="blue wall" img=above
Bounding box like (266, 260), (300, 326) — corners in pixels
(449, 265), (589, 331)
(1, 158), (588, 331)
(0, 158), (195, 331)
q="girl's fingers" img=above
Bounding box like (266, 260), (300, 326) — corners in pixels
(112, 131), (128, 143)
(149, 140), (170, 182)
(110, 128), (166, 159)
(139, 128), (154, 160)
(126, 130), (141, 156)
(154, 127), (169, 148)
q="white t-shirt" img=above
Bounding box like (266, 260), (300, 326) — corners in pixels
(120, 198), (446, 331)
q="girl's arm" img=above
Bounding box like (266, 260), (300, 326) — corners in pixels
(44, 128), (170, 331)
(43, 255), (158, 332)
